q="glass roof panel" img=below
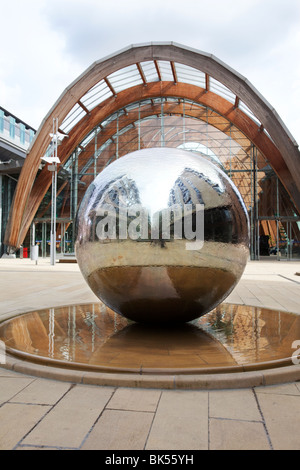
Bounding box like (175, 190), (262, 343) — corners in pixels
(107, 64), (143, 93)
(209, 78), (236, 104)
(81, 79), (113, 111)
(238, 101), (261, 126)
(60, 103), (86, 133)
(140, 61), (160, 82)
(175, 63), (206, 88)
(60, 60), (265, 135)
(156, 61), (173, 81)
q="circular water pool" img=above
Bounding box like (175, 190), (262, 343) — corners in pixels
(1, 302), (299, 375)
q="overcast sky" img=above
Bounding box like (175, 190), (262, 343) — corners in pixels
(1, 0), (299, 144)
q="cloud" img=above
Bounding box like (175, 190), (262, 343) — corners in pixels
(0, 0), (82, 127)
(0, 0), (299, 143)
(41, 0), (299, 61)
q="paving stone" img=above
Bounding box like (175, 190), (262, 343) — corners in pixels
(22, 384), (114, 448)
(0, 403), (51, 450)
(210, 418), (271, 450)
(107, 387), (161, 412)
(11, 378), (72, 405)
(146, 390), (208, 450)
(209, 389), (262, 421)
(82, 409), (154, 450)
(0, 377), (35, 404)
(256, 393), (300, 450)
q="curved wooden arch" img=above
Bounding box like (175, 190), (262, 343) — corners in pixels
(5, 43), (300, 249)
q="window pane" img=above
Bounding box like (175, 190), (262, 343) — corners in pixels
(10, 117), (15, 139)
(0, 110), (4, 133)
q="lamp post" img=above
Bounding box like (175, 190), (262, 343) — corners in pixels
(41, 118), (68, 265)
(50, 163), (57, 266)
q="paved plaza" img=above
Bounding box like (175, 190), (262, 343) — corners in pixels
(0, 257), (300, 450)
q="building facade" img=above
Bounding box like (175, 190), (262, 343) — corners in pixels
(0, 107), (35, 256)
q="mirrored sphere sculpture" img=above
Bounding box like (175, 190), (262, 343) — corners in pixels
(75, 148), (249, 323)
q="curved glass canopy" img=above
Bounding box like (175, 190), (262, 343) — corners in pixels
(59, 61), (264, 137)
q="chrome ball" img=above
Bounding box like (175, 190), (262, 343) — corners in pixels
(75, 148), (249, 323)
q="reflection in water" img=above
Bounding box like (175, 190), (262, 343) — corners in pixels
(195, 304), (300, 364)
(0, 303), (299, 371)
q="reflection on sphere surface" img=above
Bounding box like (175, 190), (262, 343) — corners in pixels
(75, 148), (249, 323)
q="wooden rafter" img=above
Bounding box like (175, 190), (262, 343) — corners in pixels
(136, 63), (147, 85)
(104, 77), (117, 96)
(78, 100), (90, 115)
(58, 128), (69, 136)
(170, 62), (178, 84)
(205, 74), (210, 91)
(154, 60), (162, 81)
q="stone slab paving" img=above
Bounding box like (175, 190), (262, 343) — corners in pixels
(0, 258), (300, 450)
(82, 410), (154, 450)
(145, 391), (209, 450)
(255, 385), (300, 450)
(22, 384), (115, 449)
(0, 370), (300, 450)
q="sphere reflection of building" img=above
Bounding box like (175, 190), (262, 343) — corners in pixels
(75, 148), (249, 324)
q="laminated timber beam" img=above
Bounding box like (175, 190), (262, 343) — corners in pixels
(205, 74), (210, 91)
(136, 63), (147, 85)
(170, 61), (178, 83)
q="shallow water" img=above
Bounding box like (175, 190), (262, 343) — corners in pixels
(0, 302), (299, 371)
